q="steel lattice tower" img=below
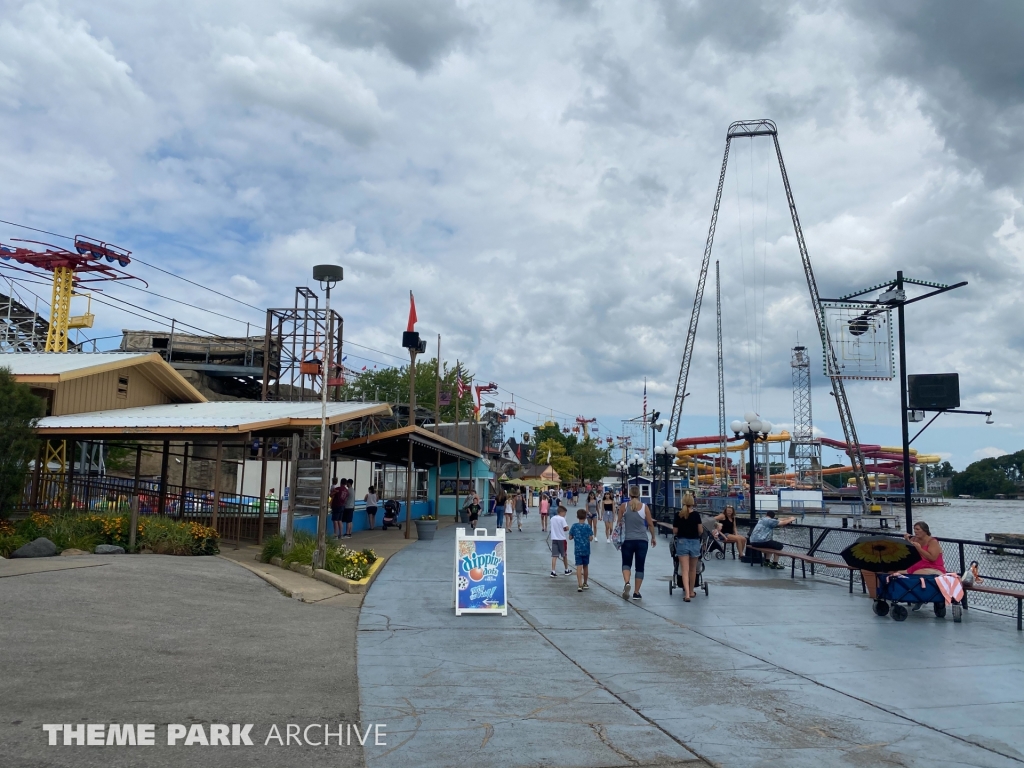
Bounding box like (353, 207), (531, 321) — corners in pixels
(791, 345), (821, 488)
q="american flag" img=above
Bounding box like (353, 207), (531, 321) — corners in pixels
(456, 364), (467, 398)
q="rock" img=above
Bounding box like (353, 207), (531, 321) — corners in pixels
(60, 548), (90, 556)
(11, 537), (57, 558)
(94, 544), (126, 555)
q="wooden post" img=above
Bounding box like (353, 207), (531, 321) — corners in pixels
(30, 443), (43, 510)
(129, 444), (142, 550)
(285, 434), (299, 551)
(180, 442), (190, 520)
(258, 445), (268, 545)
(65, 439), (76, 511)
(158, 440), (170, 516)
(235, 447), (246, 549)
(212, 440), (222, 533)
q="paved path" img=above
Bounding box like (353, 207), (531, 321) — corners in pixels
(358, 517), (1024, 768)
(0, 554), (365, 768)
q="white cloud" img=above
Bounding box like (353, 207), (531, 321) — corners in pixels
(1, 0), (1023, 469)
(972, 447), (1009, 461)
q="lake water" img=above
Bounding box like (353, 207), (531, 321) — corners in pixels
(806, 498), (1024, 542)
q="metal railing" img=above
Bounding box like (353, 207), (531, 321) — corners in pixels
(650, 507), (1024, 623)
(17, 474), (278, 543)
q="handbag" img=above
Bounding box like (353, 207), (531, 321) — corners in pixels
(611, 520), (624, 550)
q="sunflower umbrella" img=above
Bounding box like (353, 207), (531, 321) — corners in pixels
(841, 535), (921, 573)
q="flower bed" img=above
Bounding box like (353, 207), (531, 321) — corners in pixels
(260, 532), (377, 581)
(0, 512), (219, 557)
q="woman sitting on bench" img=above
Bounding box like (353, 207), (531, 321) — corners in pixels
(714, 505), (747, 559)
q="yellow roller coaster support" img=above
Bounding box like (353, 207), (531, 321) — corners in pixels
(45, 266), (74, 352)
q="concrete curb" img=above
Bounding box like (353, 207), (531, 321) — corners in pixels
(219, 556), (300, 599)
(268, 556), (385, 594)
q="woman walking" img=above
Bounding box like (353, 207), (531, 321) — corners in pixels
(673, 493), (703, 601)
(514, 490), (526, 531)
(539, 492), (550, 532)
(617, 485), (657, 600)
(494, 490), (507, 534)
(585, 492), (599, 536)
(504, 491), (515, 532)
(601, 491), (616, 542)
(713, 505), (747, 559)
(365, 486), (379, 531)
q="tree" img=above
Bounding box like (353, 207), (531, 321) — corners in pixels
(535, 438), (577, 481)
(572, 437), (613, 483)
(950, 451), (1024, 498)
(339, 358), (475, 423)
(0, 368), (44, 517)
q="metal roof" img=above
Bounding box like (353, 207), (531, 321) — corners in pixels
(1, 351), (153, 375)
(34, 400), (392, 438)
(332, 425), (483, 465)
(2, 351), (206, 403)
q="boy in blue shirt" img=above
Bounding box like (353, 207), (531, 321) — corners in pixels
(568, 509), (594, 592)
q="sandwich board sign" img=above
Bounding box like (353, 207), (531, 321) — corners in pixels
(454, 527), (507, 616)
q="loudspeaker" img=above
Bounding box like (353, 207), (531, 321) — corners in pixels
(402, 331), (421, 350)
(908, 373), (960, 410)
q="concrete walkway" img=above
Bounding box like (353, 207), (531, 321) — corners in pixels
(1, 553), (365, 768)
(358, 517), (1024, 768)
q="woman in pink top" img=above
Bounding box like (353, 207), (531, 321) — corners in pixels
(901, 521), (945, 575)
(539, 494), (550, 532)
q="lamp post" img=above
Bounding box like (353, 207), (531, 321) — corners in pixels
(616, 459), (627, 500)
(730, 412), (773, 522)
(401, 326), (428, 539)
(654, 441), (679, 520)
(312, 264), (343, 570)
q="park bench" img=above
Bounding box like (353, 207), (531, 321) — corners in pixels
(747, 545), (864, 594)
(963, 583), (1024, 631)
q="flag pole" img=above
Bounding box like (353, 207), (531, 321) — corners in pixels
(434, 335), (441, 521)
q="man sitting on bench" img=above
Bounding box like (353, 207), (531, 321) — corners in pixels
(749, 510), (797, 569)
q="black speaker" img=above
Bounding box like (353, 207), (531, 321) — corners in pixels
(402, 331), (420, 350)
(908, 373), (960, 410)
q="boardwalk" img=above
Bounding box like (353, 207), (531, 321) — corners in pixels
(360, 520), (1024, 768)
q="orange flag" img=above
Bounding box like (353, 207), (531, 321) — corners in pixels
(407, 291), (418, 332)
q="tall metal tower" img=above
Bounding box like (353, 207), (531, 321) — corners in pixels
(666, 119), (872, 512)
(716, 261), (727, 484)
(791, 345), (822, 487)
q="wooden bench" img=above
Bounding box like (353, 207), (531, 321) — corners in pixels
(748, 546), (865, 594)
(964, 583), (1024, 631)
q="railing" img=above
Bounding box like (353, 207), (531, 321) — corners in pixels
(650, 507), (1024, 623)
(17, 474), (278, 543)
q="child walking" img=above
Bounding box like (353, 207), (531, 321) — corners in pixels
(548, 506), (572, 577)
(568, 509), (594, 592)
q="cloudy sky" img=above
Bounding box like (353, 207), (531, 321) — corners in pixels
(1, 0), (1022, 469)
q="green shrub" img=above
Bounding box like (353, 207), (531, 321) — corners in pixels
(0, 534), (29, 557)
(260, 535), (284, 563)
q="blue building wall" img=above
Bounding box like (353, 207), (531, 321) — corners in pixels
(291, 499), (434, 536)
(430, 458), (492, 517)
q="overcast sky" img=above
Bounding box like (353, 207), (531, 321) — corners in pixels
(1, 1), (1022, 469)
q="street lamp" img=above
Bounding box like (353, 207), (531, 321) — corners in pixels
(616, 459), (628, 499)
(654, 441), (679, 520)
(731, 412), (773, 522)
(312, 264), (343, 569)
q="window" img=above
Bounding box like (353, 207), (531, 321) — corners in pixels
(117, 375), (129, 399)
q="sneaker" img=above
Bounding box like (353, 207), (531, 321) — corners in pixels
(564, 568), (574, 575)
(631, 593), (642, 600)
(911, 603), (923, 612)
(550, 571), (557, 578)
(606, 537), (611, 543)
(583, 583), (590, 590)
(577, 587), (583, 592)
(622, 583), (631, 599)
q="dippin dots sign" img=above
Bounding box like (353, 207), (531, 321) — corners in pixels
(42, 723), (387, 747)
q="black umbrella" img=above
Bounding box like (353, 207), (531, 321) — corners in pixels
(841, 535), (921, 573)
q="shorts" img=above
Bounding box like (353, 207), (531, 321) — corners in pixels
(587, 512), (597, 519)
(331, 508), (344, 522)
(366, 506), (378, 518)
(575, 553), (590, 566)
(341, 509), (354, 524)
(752, 539), (783, 551)
(540, 511), (549, 516)
(602, 509), (614, 523)
(551, 540), (567, 558)
(674, 537), (701, 558)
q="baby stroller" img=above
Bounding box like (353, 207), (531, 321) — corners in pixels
(668, 538), (709, 597)
(873, 573), (963, 623)
(703, 528), (727, 560)
(381, 499), (402, 531)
